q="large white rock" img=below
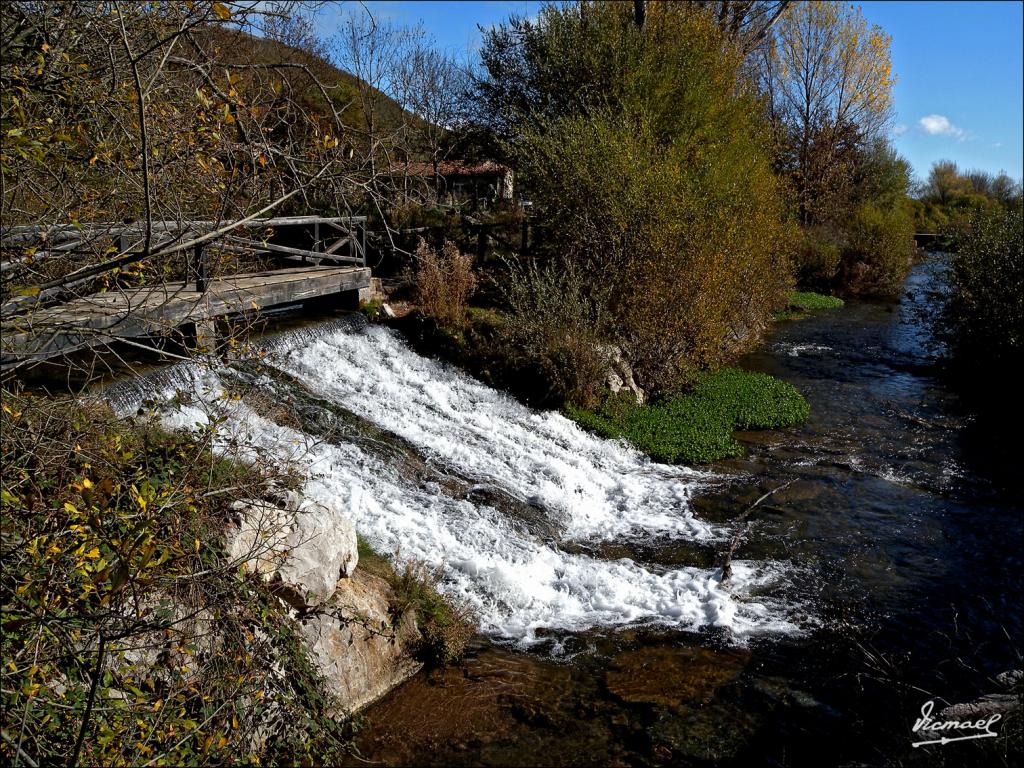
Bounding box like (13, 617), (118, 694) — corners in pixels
(598, 344), (646, 405)
(300, 569), (422, 715)
(228, 499), (292, 576)
(280, 495), (358, 602)
(229, 490), (358, 606)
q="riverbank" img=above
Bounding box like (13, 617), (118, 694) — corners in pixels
(384, 289), (852, 465)
(0, 385), (469, 765)
(344, 255), (1022, 766)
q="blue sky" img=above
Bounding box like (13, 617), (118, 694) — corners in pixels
(320, 1), (1023, 180)
(859, 1), (1023, 181)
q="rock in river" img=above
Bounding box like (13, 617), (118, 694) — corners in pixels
(605, 645), (749, 707)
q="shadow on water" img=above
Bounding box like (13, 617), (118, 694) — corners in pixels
(346, 256), (1023, 767)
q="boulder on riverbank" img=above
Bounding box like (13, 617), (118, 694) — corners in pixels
(301, 569), (423, 715)
(599, 344), (646, 405)
(229, 490), (358, 606)
(225, 491), (422, 713)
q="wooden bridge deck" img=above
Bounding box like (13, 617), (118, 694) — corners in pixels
(1, 266), (370, 369)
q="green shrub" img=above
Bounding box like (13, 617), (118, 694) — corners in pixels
(360, 298), (384, 321)
(477, 3), (794, 400)
(567, 368), (809, 464)
(794, 230), (843, 289)
(0, 391), (355, 767)
(938, 206), (1024, 368)
(355, 538), (475, 668)
(500, 259), (612, 407)
(390, 561), (475, 667)
(413, 238), (477, 330)
(841, 202), (916, 296)
(914, 161), (1022, 233)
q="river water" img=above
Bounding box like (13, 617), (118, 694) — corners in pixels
(107, 256), (1021, 766)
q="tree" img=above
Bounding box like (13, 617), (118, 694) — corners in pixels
(761, 0), (896, 224)
(1, 1), (358, 245)
(854, 137), (912, 208)
(924, 160), (968, 205)
(474, 2), (794, 396)
(913, 161), (1022, 233)
(967, 169), (994, 198)
(330, 11), (416, 183)
(262, 9), (331, 62)
(1, 1), (393, 373)
(395, 42), (470, 196)
(703, 1), (792, 53)
(990, 171), (1023, 206)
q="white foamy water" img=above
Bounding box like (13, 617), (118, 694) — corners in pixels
(773, 342), (833, 358)
(115, 325), (803, 643)
(268, 324), (713, 542)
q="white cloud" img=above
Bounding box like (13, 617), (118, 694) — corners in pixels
(893, 123), (908, 136)
(992, 142), (1003, 148)
(918, 114), (966, 140)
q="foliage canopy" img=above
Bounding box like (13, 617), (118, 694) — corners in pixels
(475, 2), (794, 397)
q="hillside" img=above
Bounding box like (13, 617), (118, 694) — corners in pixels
(199, 26), (417, 141)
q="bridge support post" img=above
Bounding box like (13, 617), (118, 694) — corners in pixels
(194, 243), (207, 292)
(183, 317), (221, 353)
(335, 288), (371, 311)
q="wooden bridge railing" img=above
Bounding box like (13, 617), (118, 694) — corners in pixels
(1, 215), (367, 312)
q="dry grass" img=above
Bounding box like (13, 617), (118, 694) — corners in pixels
(413, 238), (477, 330)
(391, 560), (476, 666)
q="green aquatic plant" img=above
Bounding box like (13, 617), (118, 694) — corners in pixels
(789, 291), (846, 311)
(773, 291), (845, 320)
(567, 369), (809, 464)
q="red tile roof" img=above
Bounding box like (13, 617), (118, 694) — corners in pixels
(390, 160), (510, 177)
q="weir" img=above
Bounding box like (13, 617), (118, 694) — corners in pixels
(109, 318), (804, 644)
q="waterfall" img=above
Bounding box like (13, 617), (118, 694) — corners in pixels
(106, 320), (804, 645)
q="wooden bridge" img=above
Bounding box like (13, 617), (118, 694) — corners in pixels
(1, 216), (371, 370)
(0, 266), (370, 370)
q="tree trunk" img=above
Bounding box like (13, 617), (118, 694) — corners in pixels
(633, 0), (645, 29)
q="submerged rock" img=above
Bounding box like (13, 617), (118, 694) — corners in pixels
(996, 669), (1024, 689)
(938, 668), (1024, 720)
(765, 478), (823, 505)
(605, 645), (749, 707)
(648, 701), (759, 762)
(348, 646), (585, 766)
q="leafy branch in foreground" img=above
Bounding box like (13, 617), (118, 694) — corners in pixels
(0, 389), (354, 766)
